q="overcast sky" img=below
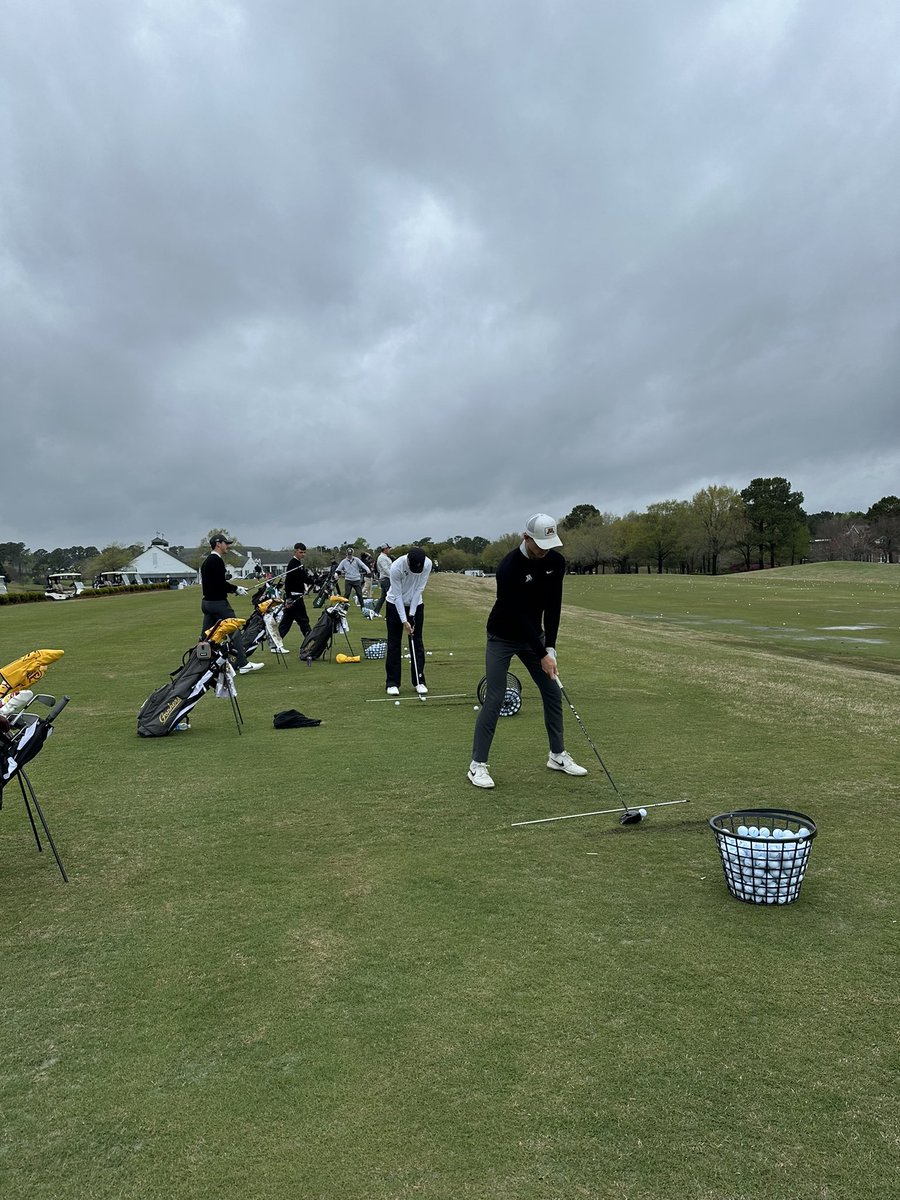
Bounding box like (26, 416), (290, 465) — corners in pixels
(2, 0), (898, 553)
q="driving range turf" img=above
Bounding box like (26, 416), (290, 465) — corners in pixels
(2, 563), (898, 1199)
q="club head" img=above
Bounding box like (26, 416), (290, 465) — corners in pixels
(620, 810), (644, 825)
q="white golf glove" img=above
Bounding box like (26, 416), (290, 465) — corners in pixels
(545, 647), (557, 662)
(236, 586), (248, 596)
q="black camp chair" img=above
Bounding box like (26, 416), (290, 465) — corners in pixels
(0, 693), (70, 881)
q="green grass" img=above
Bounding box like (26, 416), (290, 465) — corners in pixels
(2, 566), (899, 1199)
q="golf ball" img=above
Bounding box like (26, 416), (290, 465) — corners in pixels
(639, 808), (647, 818)
(737, 825), (749, 837)
(473, 705), (479, 710)
(394, 700), (400, 706)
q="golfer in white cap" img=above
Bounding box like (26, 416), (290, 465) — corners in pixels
(467, 514), (587, 789)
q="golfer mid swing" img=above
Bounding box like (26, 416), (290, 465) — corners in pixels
(467, 514), (587, 789)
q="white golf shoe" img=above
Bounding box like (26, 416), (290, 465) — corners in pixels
(467, 761), (495, 789)
(547, 750), (588, 776)
(386, 686), (400, 696)
(415, 683), (428, 694)
(238, 661), (265, 674)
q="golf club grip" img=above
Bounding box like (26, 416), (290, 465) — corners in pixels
(45, 695), (70, 723)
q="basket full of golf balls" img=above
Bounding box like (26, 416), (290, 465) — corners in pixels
(709, 809), (817, 905)
(361, 637), (387, 660)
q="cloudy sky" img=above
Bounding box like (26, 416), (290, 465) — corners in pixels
(2, 0), (898, 553)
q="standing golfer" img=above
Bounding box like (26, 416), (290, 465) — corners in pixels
(199, 534), (264, 674)
(467, 513), (586, 788)
(384, 546), (431, 695)
(373, 543), (393, 615)
(278, 542), (313, 646)
(335, 548), (370, 607)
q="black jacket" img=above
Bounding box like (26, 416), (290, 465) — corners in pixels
(486, 545), (565, 657)
(200, 552), (237, 602)
(284, 558), (312, 598)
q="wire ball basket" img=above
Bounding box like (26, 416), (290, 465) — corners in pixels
(361, 637), (387, 660)
(709, 809), (817, 905)
(476, 672), (522, 717)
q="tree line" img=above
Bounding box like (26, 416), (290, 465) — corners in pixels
(2, 482), (898, 585)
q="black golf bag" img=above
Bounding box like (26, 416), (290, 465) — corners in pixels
(298, 601), (349, 661)
(137, 638), (233, 737)
(240, 599), (285, 657)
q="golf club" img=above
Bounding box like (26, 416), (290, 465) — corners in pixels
(408, 636), (426, 702)
(512, 799), (689, 827)
(556, 676), (643, 825)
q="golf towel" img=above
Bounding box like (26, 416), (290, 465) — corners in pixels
(273, 709), (322, 729)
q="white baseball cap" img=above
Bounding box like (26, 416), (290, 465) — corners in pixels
(524, 513), (562, 549)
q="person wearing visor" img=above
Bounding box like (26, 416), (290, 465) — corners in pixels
(467, 513), (586, 788)
(384, 546), (432, 695)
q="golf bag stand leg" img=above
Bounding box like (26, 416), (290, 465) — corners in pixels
(18, 769), (69, 882)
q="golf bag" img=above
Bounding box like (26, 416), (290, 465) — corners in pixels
(240, 596), (285, 657)
(298, 600), (350, 662)
(0, 695), (70, 879)
(311, 569), (337, 609)
(137, 637), (234, 737)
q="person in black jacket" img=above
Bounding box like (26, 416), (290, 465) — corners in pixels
(200, 534), (264, 674)
(277, 542), (313, 646)
(467, 513), (586, 789)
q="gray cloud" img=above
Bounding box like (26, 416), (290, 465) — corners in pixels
(2, 0), (898, 552)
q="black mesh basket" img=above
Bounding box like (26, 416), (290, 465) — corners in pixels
(710, 809), (817, 905)
(476, 672), (522, 717)
(361, 637), (387, 660)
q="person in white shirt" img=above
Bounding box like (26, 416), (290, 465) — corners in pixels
(384, 547), (431, 695)
(373, 543), (393, 615)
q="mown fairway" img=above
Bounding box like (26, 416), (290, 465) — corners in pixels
(2, 564), (898, 1200)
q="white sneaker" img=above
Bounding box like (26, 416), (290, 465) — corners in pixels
(547, 750), (588, 776)
(238, 661), (265, 674)
(467, 761), (495, 789)
(415, 683), (428, 694)
(386, 686), (400, 696)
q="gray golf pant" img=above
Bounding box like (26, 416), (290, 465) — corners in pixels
(472, 634), (564, 763)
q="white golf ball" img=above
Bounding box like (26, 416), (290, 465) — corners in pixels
(473, 705), (479, 711)
(758, 826), (771, 839)
(394, 700), (400, 706)
(737, 825), (749, 838)
(449, 652), (453, 656)
(639, 808), (647, 818)
(797, 826), (810, 838)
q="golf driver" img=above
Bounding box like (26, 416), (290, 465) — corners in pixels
(556, 676), (644, 824)
(408, 636), (426, 703)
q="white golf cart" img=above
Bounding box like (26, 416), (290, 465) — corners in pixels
(92, 570), (144, 588)
(45, 572), (86, 600)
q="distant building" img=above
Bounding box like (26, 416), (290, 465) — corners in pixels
(125, 535), (195, 583)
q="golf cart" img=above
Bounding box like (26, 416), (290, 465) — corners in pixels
(45, 573), (85, 601)
(92, 570), (143, 589)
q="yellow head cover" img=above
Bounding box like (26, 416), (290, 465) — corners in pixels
(206, 618), (245, 643)
(0, 649), (65, 698)
(335, 653), (360, 664)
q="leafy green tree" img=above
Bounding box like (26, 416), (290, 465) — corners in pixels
(866, 495), (900, 563)
(565, 516), (613, 573)
(481, 533), (520, 571)
(562, 503), (601, 530)
(691, 485), (745, 574)
(608, 514), (645, 573)
(740, 477), (806, 568)
(83, 544), (137, 578)
(0, 542), (29, 580)
(639, 500), (689, 574)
